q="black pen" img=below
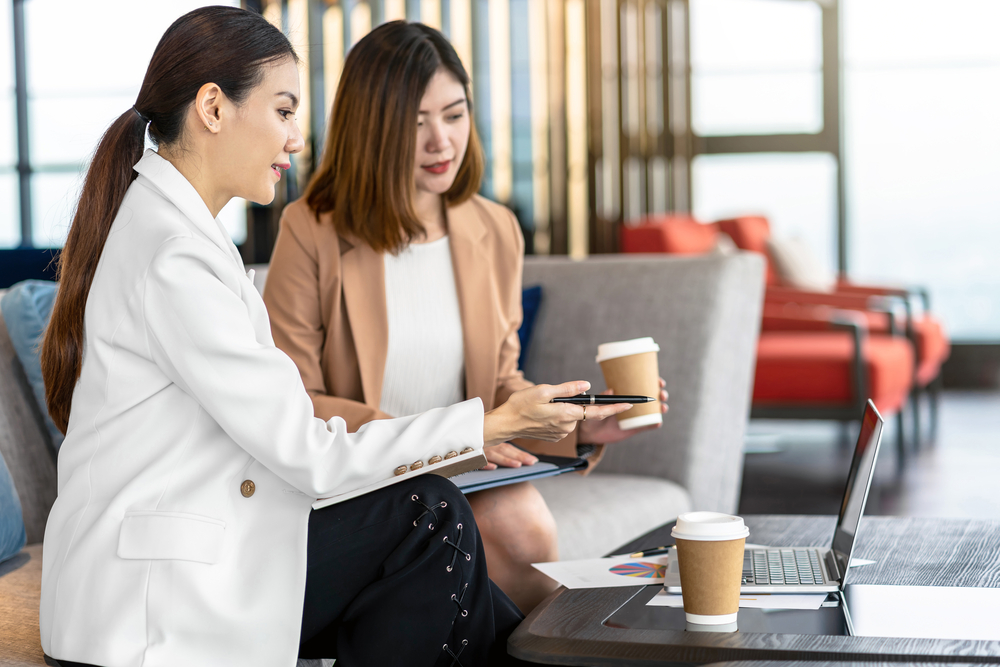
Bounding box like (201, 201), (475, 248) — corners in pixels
(551, 394), (655, 405)
(628, 545), (674, 558)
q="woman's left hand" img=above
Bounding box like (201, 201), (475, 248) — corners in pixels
(577, 378), (669, 445)
(482, 442), (539, 470)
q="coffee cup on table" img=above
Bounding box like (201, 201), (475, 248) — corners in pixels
(595, 337), (662, 430)
(670, 511), (749, 632)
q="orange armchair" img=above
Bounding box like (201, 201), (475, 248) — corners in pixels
(755, 302), (914, 466)
(717, 215), (950, 447)
(620, 214), (939, 464)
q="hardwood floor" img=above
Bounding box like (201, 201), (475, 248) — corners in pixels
(738, 390), (1000, 519)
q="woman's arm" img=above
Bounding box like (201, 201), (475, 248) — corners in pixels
(142, 235), (612, 496)
(264, 203), (392, 429)
(143, 236), (478, 498)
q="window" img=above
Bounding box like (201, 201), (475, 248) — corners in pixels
(6, 0), (245, 249)
(691, 0), (823, 136)
(688, 0), (840, 274)
(693, 152), (838, 274)
(0, 0), (15, 247)
(844, 0), (1000, 339)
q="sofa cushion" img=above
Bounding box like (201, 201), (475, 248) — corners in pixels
(534, 473), (691, 561)
(0, 281), (61, 452)
(766, 236), (835, 293)
(754, 331), (914, 414)
(716, 216), (779, 285)
(0, 297), (58, 545)
(0, 448), (26, 564)
(620, 215), (719, 255)
(914, 316), (950, 387)
(518, 285), (543, 371)
(522, 254), (764, 515)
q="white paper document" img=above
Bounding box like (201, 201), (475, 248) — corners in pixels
(646, 588), (828, 610)
(535, 551), (878, 592)
(532, 555), (674, 589)
(845, 585), (1000, 640)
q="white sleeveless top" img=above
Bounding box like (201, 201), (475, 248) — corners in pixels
(379, 235), (466, 417)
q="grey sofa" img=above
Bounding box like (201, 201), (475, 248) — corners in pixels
(520, 254), (764, 558)
(0, 251), (764, 665)
(250, 253), (765, 559)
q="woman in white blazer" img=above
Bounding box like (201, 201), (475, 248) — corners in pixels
(37, 8), (628, 667)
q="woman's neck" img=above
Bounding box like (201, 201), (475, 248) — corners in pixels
(412, 190), (447, 244)
(159, 146), (226, 218)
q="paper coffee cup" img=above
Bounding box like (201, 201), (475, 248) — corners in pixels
(595, 337), (661, 430)
(670, 511), (749, 628)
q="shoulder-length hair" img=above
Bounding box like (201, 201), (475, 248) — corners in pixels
(304, 21), (484, 254)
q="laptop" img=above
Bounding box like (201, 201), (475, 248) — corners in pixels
(664, 399), (884, 594)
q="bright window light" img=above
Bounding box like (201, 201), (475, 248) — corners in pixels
(690, 0), (823, 136)
(17, 0), (246, 248)
(844, 0), (1000, 339)
(693, 152), (838, 277)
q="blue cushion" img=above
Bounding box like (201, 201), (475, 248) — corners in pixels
(518, 285), (543, 371)
(0, 280), (63, 452)
(0, 449), (26, 563)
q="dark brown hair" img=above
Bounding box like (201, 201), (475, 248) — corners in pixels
(304, 21), (484, 254)
(41, 6), (297, 433)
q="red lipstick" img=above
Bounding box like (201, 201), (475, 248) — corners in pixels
(422, 160), (451, 175)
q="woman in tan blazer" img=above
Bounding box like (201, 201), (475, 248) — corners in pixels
(264, 21), (665, 612)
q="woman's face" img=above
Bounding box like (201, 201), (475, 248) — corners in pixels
(216, 57), (304, 206)
(413, 68), (471, 198)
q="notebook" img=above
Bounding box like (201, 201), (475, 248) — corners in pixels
(664, 399), (885, 594)
(451, 454), (587, 494)
(312, 450), (587, 508)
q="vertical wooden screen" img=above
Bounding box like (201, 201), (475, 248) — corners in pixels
(244, 0), (701, 258)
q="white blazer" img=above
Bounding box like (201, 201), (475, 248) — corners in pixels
(39, 150), (485, 667)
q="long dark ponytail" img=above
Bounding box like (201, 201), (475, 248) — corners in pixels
(41, 6), (297, 433)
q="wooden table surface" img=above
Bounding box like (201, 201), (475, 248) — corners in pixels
(508, 515), (1000, 665)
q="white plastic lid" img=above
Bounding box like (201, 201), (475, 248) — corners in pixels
(595, 337), (660, 363)
(671, 511), (750, 541)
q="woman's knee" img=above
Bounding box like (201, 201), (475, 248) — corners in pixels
(415, 472), (471, 505)
(468, 483), (558, 562)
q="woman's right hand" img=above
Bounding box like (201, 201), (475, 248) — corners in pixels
(482, 381), (633, 446)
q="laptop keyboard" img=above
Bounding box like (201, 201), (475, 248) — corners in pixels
(742, 548), (825, 586)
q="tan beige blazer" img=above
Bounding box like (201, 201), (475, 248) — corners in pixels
(265, 195), (591, 461)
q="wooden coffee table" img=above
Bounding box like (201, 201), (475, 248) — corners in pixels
(509, 515), (1000, 665)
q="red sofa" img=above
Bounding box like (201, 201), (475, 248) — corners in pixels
(718, 215), (950, 448)
(621, 214), (949, 464)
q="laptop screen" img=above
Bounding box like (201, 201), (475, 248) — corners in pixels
(831, 400), (884, 578)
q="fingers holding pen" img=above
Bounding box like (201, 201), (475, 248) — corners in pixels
(543, 381), (637, 422)
(483, 381), (645, 445)
(577, 401), (634, 422)
(485, 382), (590, 444)
(543, 380), (592, 401)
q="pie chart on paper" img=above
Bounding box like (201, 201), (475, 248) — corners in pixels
(608, 561), (666, 578)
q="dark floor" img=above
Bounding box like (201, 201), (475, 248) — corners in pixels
(737, 390), (1000, 519)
